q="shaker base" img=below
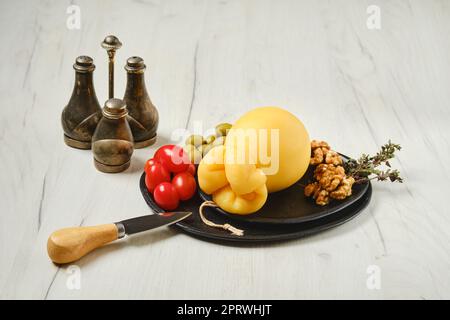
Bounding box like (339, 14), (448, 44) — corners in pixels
(134, 134), (157, 149)
(64, 134), (92, 150)
(94, 159), (131, 173)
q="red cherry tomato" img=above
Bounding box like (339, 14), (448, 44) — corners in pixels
(154, 145), (190, 173)
(186, 163), (196, 176)
(144, 158), (159, 174)
(172, 172), (197, 201)
(145, 163), (170, 193)
(153, 182), (179, 210)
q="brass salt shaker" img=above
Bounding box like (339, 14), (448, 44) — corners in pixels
(61, 56), (102, 149)
(92, 99), (134, 173)
(123, 56), (159, 148)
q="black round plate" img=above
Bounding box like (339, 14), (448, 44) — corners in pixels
(198, 154), (369, 224)
(139, 172), (372, 243)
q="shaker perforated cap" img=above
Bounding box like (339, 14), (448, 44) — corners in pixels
(103, 98), (128, 119)
(125, 56), (146, 72)
(73, 55), (95, 72)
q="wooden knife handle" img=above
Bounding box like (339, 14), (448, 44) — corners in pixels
(47, 224), (119, 264)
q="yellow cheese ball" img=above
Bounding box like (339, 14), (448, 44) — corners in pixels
(225, 106), (310, 193)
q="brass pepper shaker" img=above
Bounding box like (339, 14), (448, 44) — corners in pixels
(92, 99), (134, 173)
(123, 56), (159, 148)
(61, 56), (102, 149)
(101, 35), (122, 98)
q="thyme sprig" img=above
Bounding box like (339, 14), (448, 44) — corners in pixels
(344, 140), (403, 184)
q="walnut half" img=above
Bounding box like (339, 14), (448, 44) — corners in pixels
(305, 140), (355, 205)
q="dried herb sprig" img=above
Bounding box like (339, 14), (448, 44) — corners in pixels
(344, 140), (403, 184)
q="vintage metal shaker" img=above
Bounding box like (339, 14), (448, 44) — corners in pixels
(61, 56), (102, 149)
(92, 99), (134, 173)
(123, 56), (159, 148)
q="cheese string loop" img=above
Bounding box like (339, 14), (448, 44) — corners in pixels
(198, 201), (244, 236)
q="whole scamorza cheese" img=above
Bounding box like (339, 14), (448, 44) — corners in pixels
(225, 106), (310, 193)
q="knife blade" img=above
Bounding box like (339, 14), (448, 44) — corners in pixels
(115, 211), (192, 238)
(47, 211), (192, 264)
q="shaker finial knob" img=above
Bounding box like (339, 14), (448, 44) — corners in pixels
(101, 35), (122, 52)
(101, 35), (122, 99)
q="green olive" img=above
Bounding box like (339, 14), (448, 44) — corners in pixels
(183, 144), (203, 164)
(185, 134), (204, 147)
(204, 135), (216, 145)
(215, 123), (232, 137)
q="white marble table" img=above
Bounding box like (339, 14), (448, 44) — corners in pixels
(1, 0), (449, 300)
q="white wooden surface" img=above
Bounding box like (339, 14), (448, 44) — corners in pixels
(1, 0), (449, 300)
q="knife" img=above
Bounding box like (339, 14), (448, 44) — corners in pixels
(47, 211), (192, 264)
